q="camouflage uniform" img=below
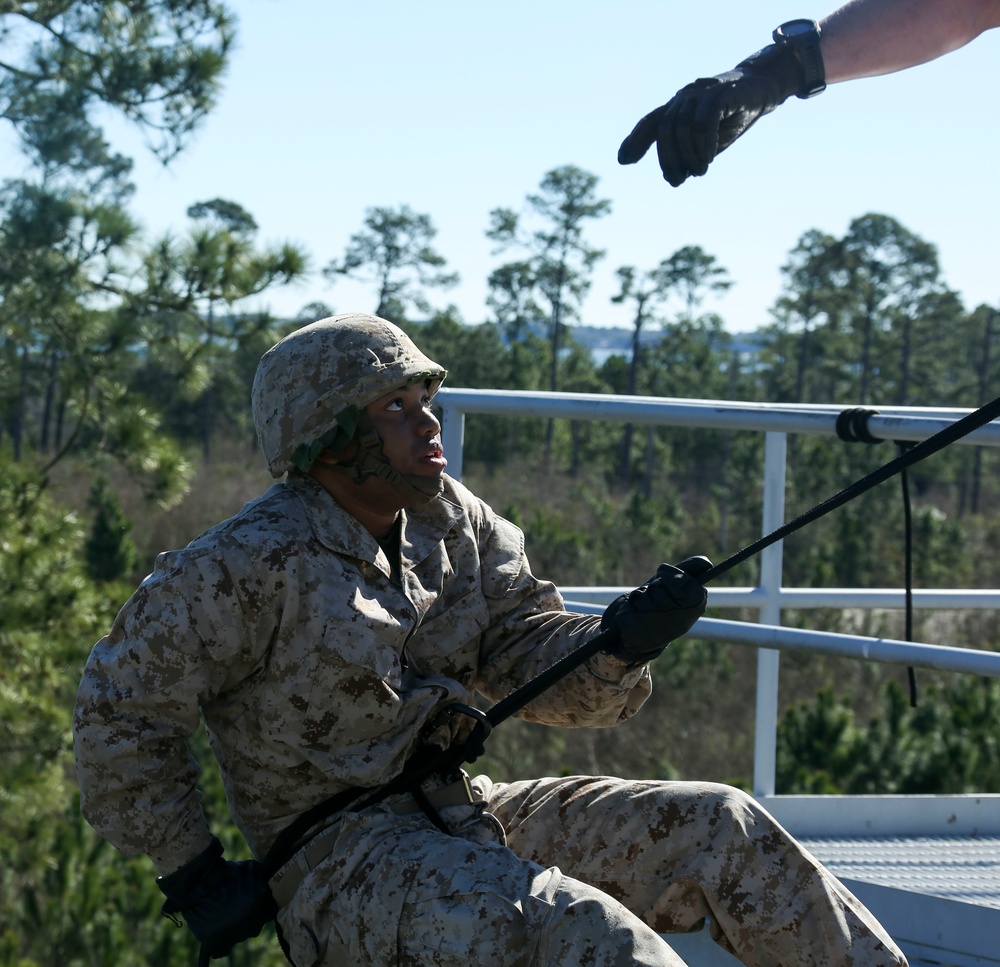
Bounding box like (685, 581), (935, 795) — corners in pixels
(74, 314), (907, 966)
(75, 473), (905, 967)
(279, 771), (907, 967)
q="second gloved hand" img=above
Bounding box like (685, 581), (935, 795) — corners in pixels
(601, 556), (711, 664)
(158, 837), (277, 962)
(617, 41), (805, 186)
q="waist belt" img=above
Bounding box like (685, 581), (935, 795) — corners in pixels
(269, 773), (476, 909)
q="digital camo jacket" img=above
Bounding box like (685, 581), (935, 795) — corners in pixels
(73, 474), (651, 874)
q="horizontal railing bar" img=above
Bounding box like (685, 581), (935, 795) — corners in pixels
(559, 609), (1000, 678)
(436, 388), (1000, 447)
(561, 587), (1000, 609)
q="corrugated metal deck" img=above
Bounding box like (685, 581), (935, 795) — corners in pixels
(802, 833), (1000, 910)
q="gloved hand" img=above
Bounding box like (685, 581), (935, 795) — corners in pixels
(618, 42), (806, 186)
(157, 837), (277, 963)
(601, 556), (711, 664)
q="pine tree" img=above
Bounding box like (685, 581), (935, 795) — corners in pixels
(84, 476), (137, 583)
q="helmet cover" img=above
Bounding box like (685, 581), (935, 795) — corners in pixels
(252, 312), (447, 477)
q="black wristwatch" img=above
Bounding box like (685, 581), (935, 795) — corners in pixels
(773, 19), (826, 98)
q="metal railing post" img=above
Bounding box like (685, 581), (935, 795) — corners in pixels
(440, 402), (466, 481)
(753, 431), (788, 798)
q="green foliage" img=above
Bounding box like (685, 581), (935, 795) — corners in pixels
(777, 677), (1000, 794)
(0, 190), (304, 491)
(0, 461), (118, 958)
(0, 458), (286, 965)
(0, 1), (235, 169)
(84, 475), (138, 582)
(609, 243), (733, 486)
(760, 213), (976, 408)
(0, 5), (306, 497)
(323, 204), (459, 322)
(1, 794), (285, 967)
(127, 203), (307, 459)
(488, 164), (610, 402)
(187, 198), (258, 234)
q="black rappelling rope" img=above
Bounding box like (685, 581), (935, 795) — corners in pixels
(481, 395), (1000, 738)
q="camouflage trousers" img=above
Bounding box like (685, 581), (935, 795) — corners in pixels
(277, 775), (907, 967)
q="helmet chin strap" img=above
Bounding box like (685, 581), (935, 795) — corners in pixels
(330, 411), (443, 506)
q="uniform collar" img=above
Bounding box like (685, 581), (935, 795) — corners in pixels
(289, 473), (462, 572)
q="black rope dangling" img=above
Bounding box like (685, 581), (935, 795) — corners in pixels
(833, 407), (918, 706)
(896, 441), (918, 707)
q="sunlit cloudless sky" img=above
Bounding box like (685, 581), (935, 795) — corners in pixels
(68, 1), (1000, 333)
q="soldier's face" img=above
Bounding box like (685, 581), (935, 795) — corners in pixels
(365, 380), (447, 479)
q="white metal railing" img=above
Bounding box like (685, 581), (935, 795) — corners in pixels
(436, 387), (1000, 797)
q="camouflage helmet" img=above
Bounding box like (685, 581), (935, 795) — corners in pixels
(252, 312), (447, 478)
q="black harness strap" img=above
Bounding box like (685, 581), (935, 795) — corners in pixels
(262, 707), (492, 878)
(262, 786), (369, 878)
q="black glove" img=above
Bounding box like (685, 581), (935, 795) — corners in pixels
(618, 42), (806, 186)
(158, 837), (277, 962)
(601, 556), (711, 664)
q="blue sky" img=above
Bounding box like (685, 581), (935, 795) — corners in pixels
(51, 1), (1000, 332)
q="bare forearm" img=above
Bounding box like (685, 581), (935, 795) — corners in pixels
(820, 0), (1000, 82)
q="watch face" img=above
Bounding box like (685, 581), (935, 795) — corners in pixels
(779, 19), (817, 38)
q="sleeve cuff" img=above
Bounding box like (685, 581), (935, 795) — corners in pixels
(149, 826), (219, 878)
(586, 649), (648, 688)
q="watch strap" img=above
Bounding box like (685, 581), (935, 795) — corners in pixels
(773, 19), (826, 98)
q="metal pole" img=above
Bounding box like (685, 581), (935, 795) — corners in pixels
(440, 403), (466, 481)
(753, 431), (787, 798)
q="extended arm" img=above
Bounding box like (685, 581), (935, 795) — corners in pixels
(821, 0), (1000, 82)
(471, 501), (708, 727)
(619, 0), (1000, 186)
